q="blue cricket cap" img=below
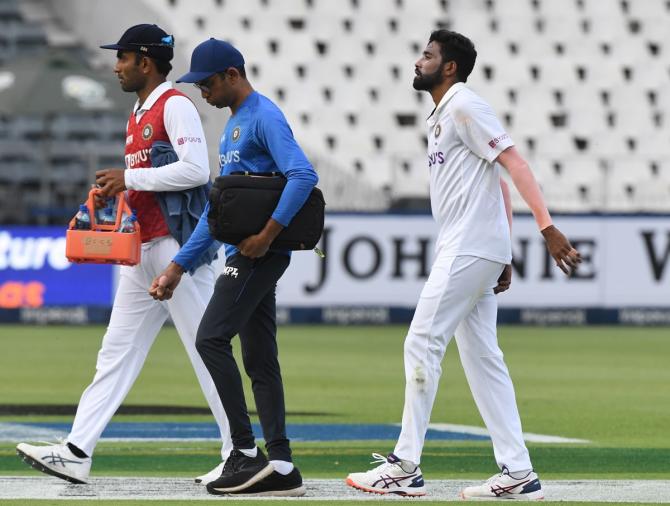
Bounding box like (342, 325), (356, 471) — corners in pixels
(177, 38), (245, 83)
(100, 24), (174, 61)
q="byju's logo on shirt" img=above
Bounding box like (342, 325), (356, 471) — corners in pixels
(428, 151), (445, 168)
(125, 148), (150, 168)
(219, 150), (240, 166)
(488, 133), (509, 148)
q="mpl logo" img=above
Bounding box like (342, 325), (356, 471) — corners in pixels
(0, 231), (70, 271)
(223, 266), (239, 278)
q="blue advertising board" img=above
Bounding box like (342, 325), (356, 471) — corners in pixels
(0, 226), (114, 309)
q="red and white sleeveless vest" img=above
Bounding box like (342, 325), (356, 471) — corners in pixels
(124, 88), (184, 243)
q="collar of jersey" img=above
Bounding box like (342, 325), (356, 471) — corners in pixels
(233, 90), (259, 115)
(133, 81), (174, 115)
(427, 81), (465, 125)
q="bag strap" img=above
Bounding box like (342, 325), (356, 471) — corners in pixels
(230, 170), (283, 178)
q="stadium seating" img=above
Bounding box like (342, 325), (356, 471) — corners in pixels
(136, 0), (670, 212)
(1, 0), (669, 220)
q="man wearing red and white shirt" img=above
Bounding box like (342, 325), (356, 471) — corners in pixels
(16, 24), (232, 485)
(347, 30), (581, 501)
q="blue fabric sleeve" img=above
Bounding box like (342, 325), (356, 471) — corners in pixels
(257, 111), (318, 227)
(172, 201), (216, 271)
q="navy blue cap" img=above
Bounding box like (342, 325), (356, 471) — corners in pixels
(177, 38), (245, 83)
(100, 24), (174, 61)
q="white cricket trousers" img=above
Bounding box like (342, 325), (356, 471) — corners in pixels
(67, 236), (232, 459)
(394, 254), (532, 472)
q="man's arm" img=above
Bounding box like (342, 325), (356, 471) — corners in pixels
(237, 111), (318, 258)
(149, 204), (215, 301)
(496, 146), (581, 275)
(494, 179), (513, 294)
(96, 95), (209, 195)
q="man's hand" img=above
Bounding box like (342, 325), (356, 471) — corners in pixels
(238, 218), (284, 258)
(238, 233), (273, 259)
(541, 225), (582, 275)
(149, 262), (185, 301)
(494, 264), (512, 294)
(95, 169), (126, 198)
(90, 185), (108, 209)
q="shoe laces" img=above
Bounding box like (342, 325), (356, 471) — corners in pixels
(486, 465), (530, 485)
(221, 449), (244, 474)
(483, 466), (509, 485)
(366, 453), (401, 475)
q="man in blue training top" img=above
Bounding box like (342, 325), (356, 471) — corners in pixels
(150, 39), (317, 497)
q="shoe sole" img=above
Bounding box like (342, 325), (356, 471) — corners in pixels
(345, 477), (426, 497)
(459, 490), (545, 501)
(16, 448), (87, 485)
(232, 484), (307, 497)
(207, 463), (274, 494)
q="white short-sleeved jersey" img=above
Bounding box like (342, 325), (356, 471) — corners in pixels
(426, 82), (513, 264)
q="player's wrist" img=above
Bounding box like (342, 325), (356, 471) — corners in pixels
(169, 260), (186, 274)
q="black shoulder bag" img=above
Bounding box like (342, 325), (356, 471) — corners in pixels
(207, 173), (325, 250)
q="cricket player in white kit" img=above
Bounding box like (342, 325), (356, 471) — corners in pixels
(347, 30), (581, 500)
(16, 24), (232, 485)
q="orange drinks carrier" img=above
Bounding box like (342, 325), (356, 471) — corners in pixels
(65, 189), (141, 266)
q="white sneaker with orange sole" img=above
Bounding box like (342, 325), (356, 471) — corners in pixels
(346, 453), (426, 496)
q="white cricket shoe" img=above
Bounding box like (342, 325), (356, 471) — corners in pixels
(16, 442), (91, 484)
(195, 461), (225, 484)
(460, 466), (544, 500)
(346, 453), (426, 496)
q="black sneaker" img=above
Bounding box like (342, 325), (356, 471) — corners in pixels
(231, 467), (306, 497)
(206, 448), (274, 494)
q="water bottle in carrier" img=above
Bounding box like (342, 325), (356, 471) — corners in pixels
(120, 212), (137, 233)
(66, 189), (141, 265)
(99, 204), (116, 225)
(74, 204), (91, 230)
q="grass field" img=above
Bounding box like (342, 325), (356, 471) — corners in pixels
(0, 324), (669, 505)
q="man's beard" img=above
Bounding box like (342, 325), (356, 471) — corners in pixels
(413, 65), (445, 91)
(120, 79), (141, 93)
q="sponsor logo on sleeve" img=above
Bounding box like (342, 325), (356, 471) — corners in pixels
(177, 136), (202, 145)
(488, 133), (509, 148)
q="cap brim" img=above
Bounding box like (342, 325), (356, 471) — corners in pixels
(100, 43), (130, 50)
(176, 71), (216, 83)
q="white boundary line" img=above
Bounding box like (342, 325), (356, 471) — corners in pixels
(0, 422), (589, 444)
(427, 423), (591, 444)
(0, 477), (667, 502)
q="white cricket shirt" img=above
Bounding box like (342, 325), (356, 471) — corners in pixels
(124, 81), (210, 192)
(426, 82), (513, 264)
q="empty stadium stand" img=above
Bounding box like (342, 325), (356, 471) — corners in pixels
(1, 0), (669, 222)
(137, 0), (670, 212)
